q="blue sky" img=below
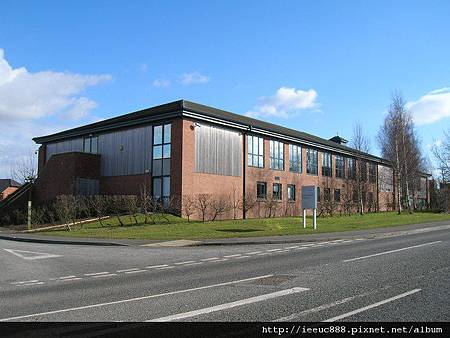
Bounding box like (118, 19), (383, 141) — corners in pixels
(1, 0), (449, 177)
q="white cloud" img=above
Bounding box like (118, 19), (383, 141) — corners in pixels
(246, 87), (319, 118)
(407, 87), (450, 125)
(0, 48), (111, 122)
(179, 71), (210, 85)
(152, 78), (171, 88)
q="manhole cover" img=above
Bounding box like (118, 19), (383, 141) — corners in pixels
(249, 275), (297, 286)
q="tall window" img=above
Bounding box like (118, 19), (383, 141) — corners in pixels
(335, 155), (345, 178)
(83, 136), (98, 154)
(369, 162), (377, 183)
(322, 152), (332, 177)
(334, 189), (341, 202)
(273, 183), (282, 200)
(289, 144), (302, 173)
(152, 124), (171, 205)
(347, 157), (356, 179)
(257, 182), (267, 199)
(287, 184), (296, 201)
(306, 148), (318, 175)
(248, 135), (264, 168)
(360, 161), (367, 182)
(270, 140), (284, 170)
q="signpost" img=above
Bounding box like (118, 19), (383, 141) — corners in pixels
(301, 186), (317, 230)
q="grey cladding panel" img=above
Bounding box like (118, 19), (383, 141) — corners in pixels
(98, 125), (152, 176)
(46, 138), (83, 161)
(195, 123), (242, 176)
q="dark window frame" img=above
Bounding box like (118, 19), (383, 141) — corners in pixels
(83, 136), (98, 154)
(334, 189), (341, 202)
(306, 148), (318, 175)
(248, 135), (264, 168)
(152, 123), (171, 205)
(273, 183), (282, 200)
(289, 144), (302, 173)
(287, 184), (296, 201)
(269, 140), (284, 171)
(257, 181), (267, 200)
(335, 155), (345, 178)
(322, 151), (332, 177)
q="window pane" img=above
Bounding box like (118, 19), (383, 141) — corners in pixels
(153, 126), (163, 145)
(248, 136), (253, 154)
(163, 177), (170, 197)
(152, 178), (162, 199)
(259, 138), (264, 156)
(248, 154), (252, 166)
(153, 145), (162, 159)
(164, 124), (171, 143)
(253, 155), (258, 167)
(258, 156), (264, 168)
(152, 159), (162, 176)
(163, 144), (171, 158)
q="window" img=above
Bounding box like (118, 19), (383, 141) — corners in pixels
(324, 188), (331, 201)
(322, 152), (332, 177)
(347, 157), (356, 179)
(83, 136), (98, 154)
(248, 135), (264, 168)
(257, 182), (267, 199)
(287, 184), (296, 201)
(317, 187), (321, 202)
(336, 155), (345, 178)
(360, 161), (367, 182)
(270, 140), (284, 170)
(306, 148), (318, 175)
(289, 144), (302, 173)
(334, 189), (341, 202)
(369, 162), (377, 183)
(273, 183), (282, 200)
(152, 123), (171, 205)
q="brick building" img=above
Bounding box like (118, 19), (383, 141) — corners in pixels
(0, 179), (21, 201)
(32, 100), (430, 220)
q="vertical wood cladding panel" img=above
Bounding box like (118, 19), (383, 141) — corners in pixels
(46, 138), (84, 161)
(98, 125), (153, 176)
(195, 123), (242, 176)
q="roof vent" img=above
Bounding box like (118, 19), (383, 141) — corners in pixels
(329, 135), (348, 145)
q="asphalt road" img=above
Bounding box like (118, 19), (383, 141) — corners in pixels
(0, 225), (449, 324)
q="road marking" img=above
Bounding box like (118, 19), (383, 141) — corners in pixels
(274, 291), (374, 321)
(3, 249), (62, 260)
(344, 241), (442, 262)
(200, 257), (219, 261)
(180, 262), (203, 266)
(295, 247), (308, 250)
(156, 266), (175, 270)
(19, 282), (44, 286)
(11, 280), (39, 285)
(147, 287), (310, 322)
(302, 244), (316, 247)
(174, 261), (196, 265)
(84, 272), (110, 276)
(323, 289), (422, 322)
(117, 268), (140, 273)
(233, 255), (250, 259)
(92, 274), (117, 278)
(124, 270), (147, 274)
(0, 275), (273, 321)
(285, 246), (299, 249)
(256, 253), (270, 256)
(224, 254), (242, 258)
(245, 251), (262, 255)
(267, 248), (282, 252)
(61, 277), (82, 281)
(210, 258), (229, 262)
(57, 276), (77, 280)
(146, 264), (169, 269)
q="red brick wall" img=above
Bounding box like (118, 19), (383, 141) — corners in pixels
(37, 144), (46, 174)
(0, 187), (19, 201)
(100, 174), (151, 196)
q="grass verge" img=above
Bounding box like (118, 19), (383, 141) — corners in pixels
(37, 211), (450, 241)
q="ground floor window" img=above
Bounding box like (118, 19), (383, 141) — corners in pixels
(287, 184), (296, 201)
(334, 189), (341, 202)
(153, 176), (170, 206)
(257, 182), (267, 199)
(273, 183), (282, 200)
(324, 188), (331, 201)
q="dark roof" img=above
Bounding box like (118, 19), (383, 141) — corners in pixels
(0, 179), (21, 192)
(33, 99), (387, 163)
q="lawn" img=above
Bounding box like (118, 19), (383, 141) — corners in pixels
(38, 211), (450, 240)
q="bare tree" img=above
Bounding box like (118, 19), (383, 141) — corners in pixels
(124, 195), (140, 225)
(239, 191), (256, 218)
(351, 122), (371, 215)
(378, 93), (422, 213)
(432, 128), (450, 184)
(10, 150), (38, 184)
(182, 194), (196, 222)
(54, 195), (77, 231)
(263, 195), (279, 218)
(230, 184), (241, 219)
(90, 195), (108, 227)
(210, 195), (231, 221)
(195, 194), (211, 222)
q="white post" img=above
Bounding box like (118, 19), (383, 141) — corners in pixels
(27, 200), (32, 230)
(313, 208), (317, 230)
(303, 209), (306, 228)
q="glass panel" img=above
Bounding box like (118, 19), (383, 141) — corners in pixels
(259, 138), (264, 156)
(248, 154), (252, 165)
(83, 138), (90, 153)
(253, 156), (258, 167)
(248, 136), (253, 154)
(152, 178), (162, 199)
(163, 144), (171, 158)
(164, 124), (171, 143)
(162, 159), (171, 176)
(152, 159), (162, 176)
(153, 145), (163, 159)
(153, 126), (163, 145)
(253, 137), (258, 155)
(163, 177), (170, 197)
(258, 156), (263, 168)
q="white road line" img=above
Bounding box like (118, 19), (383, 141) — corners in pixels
(147, 287), (310, 322)
(156, 266), (175, 270)
(233, 255), (250, 259)
(267, 248), (282, 252)
(11, 280), (39, 285)
(224, 254), (242, 258)
(344, 241), (442, 262)
(302, 244), (316, 247)
(180, 262), (203, 266)
(323, 289), (422, 322)
(174, 261), (196, 265)
(274, 291), (374, 321)
(256, 253), (270, 256)
(146, 264), (169, 269)
(295, 247), (308, 250)
(117, 268), (139, 273)
(3, 249), (62, 260)
(0, 275), (273, 321)
(61, 278), (83, 281)
(84, 272), (110, 276)
(245, 251), (262, 255)
(200, 257), (219, 261)
(210, 258), (229, 262)
(58, 276), (77, 280)
(285, 246), (299, 249)
(124, 270), (147, 274)
(92, 274), (117, 278)
(19, 282), (44, 286)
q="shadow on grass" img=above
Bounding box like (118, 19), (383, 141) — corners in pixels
(216, 228), (261, 233)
